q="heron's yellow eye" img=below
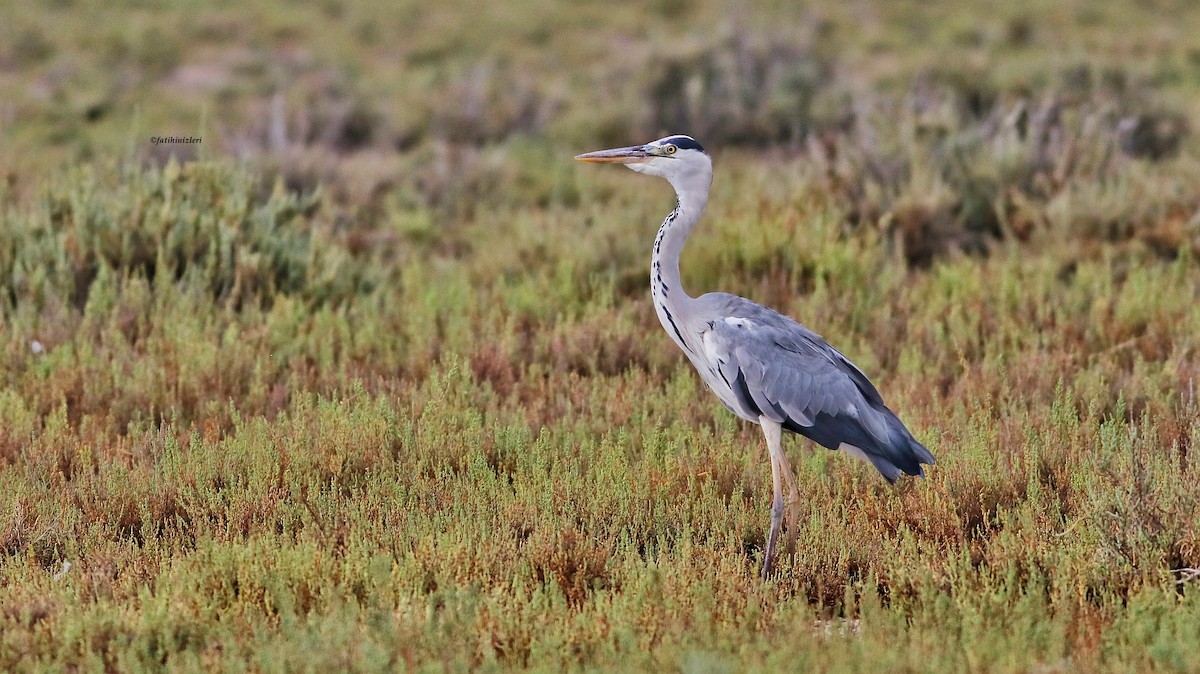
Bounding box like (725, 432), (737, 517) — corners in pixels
(664, 144), (677, 155)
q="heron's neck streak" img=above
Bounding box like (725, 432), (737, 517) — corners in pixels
(651, 181), (708, 352)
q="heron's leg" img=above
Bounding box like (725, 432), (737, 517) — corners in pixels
(776, 451), (802, 553)
(759, 417), (786, 579)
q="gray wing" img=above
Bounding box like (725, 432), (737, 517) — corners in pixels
(703, 314), (935, 482)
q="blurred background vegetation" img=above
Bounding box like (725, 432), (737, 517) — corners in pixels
(2, 0), (1199, 264)
(2, 0), (1200, 671)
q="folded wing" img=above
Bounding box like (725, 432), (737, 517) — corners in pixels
(703, 317), (935, 482)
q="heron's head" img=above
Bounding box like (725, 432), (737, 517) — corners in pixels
(576, 135), (711, 194)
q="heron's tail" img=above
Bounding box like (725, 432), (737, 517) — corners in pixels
(864, 412), (935, 484)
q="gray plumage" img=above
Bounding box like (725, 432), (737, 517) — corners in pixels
(692, 292), (934, 482)
(576, 135), (935, 577)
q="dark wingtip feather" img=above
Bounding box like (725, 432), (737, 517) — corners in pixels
(786, 403), (935, 482)
(869, 455), (903, 483)
(877, 415), (935, 481)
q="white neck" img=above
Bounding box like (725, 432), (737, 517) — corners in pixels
(650, 176), (709, 352)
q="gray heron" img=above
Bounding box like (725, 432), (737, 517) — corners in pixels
(576, 135), (936, 578)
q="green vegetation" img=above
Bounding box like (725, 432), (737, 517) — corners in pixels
(2, 1), (1199, 671)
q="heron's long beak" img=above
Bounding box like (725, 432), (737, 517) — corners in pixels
(575, 145), (654, 164)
